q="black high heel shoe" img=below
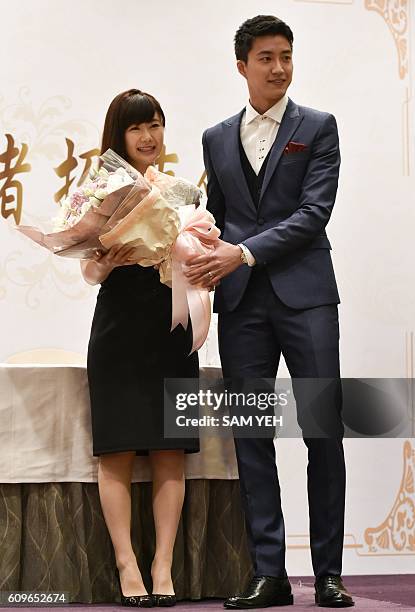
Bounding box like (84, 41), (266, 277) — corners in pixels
(120, 593), (154, 608)
(116, 570), (154, 608)
(152, 594), (176, 607)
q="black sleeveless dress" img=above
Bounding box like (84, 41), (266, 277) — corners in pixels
(87, 264), (199, 456)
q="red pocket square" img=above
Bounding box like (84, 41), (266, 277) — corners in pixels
(283, 141), (308, 154)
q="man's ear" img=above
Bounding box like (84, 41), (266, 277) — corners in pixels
(237, 60), (247, 79)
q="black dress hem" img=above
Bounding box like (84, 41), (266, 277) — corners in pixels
(93, 445), (199, 457)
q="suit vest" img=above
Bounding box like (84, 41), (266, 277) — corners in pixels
(238, 136), (271, 208)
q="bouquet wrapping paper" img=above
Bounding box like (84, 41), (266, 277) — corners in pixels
(17, 150), (220, 351)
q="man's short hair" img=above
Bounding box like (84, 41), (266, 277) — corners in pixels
(234, 15), (294, 62)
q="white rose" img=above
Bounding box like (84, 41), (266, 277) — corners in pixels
(107, 172), (133, 194)
(81, 201), (92, 215)
(94, 189), (108, 200)
(98, 168), (109, 179)
(88, 196), (102, 208)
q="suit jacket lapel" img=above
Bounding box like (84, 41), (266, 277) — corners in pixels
(259, 99), (304, 202)
(223, 110), (257, 214)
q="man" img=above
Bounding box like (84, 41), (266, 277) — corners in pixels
(187, 15), (354, 609)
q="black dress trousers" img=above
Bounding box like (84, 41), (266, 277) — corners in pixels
(218, 268), (345, 578)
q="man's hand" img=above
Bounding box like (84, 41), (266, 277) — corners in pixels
(185, 239), (242, 288)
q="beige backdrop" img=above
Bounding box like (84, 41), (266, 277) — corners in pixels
(0, 0), (414, 575)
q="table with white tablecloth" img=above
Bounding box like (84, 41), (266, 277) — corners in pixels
(0, 364), (251, 602)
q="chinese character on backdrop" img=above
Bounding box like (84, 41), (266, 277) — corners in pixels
(54, 138), (100, 203)
(197, 170), (207, 195)
(0, 133), (32, 225)
(157, 145), (178, 176)
(77, 147), (101, 186)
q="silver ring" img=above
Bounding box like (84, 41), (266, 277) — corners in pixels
(208, 271), (213, 279)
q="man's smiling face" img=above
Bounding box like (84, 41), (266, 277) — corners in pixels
(237, 34), (293, 112)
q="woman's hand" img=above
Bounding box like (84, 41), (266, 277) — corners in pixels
(80, 244), (137, 285)
(92, 244), (137, 267)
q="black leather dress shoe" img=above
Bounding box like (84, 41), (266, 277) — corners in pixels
(224, 576), (293, 609)
(315, 576), (354, 608)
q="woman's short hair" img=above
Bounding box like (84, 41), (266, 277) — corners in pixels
(101, 89), (165, 158)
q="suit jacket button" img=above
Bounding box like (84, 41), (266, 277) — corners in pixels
(258, 217), (265, 225)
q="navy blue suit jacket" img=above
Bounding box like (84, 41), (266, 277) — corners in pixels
(202, 98), (341, 313)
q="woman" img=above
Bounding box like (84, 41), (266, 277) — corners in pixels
(81, 89), (199, 608)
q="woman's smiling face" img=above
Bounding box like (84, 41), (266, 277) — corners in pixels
(124, 112), (164, 173)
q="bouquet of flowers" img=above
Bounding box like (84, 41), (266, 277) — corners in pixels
(17, 149), (220, 351)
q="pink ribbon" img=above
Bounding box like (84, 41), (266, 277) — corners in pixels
(170, 205), (221, 353)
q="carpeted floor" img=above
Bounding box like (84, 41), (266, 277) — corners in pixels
(2, 576), (413, 611)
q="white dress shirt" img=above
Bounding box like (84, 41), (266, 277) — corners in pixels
(238, 95), (289, 266)
(240, 94), (289, 175)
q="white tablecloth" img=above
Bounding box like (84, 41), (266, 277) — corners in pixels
(0, 364), (238, 483)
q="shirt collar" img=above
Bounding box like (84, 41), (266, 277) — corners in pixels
(244, 95), (289, 126)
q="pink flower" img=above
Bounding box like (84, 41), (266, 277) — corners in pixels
(70, 191), (88, 209)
